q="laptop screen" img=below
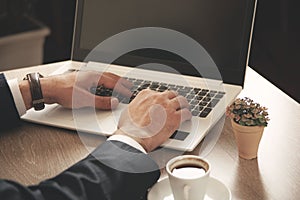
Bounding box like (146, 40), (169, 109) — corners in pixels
(72, 0), (256, 86)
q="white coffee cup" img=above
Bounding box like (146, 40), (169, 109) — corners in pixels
(166, 155), (210, 200)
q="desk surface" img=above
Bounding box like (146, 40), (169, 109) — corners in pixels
(1, 62), (299, 200)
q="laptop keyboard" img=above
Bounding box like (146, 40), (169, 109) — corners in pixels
(90, 77), (225, 118)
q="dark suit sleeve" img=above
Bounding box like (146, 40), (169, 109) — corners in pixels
(0, 73), (21, 130)
(0, 140), (161, 200)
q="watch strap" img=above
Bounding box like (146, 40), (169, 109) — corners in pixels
(25, 72), (45, 111)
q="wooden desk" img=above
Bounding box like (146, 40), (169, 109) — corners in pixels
(1, 62), (299, 200)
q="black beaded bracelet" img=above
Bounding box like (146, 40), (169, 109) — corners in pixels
(24, 72), (45, 111)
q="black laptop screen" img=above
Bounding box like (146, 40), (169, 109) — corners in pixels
(72, 0), (256, 86)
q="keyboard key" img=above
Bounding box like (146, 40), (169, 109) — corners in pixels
(186, 94), (195, 100)
(178, 91), (189, 96)
(207, 91), (217, 97)
(190, 100), (200, 105)
(169, 130), (189, 141)
(194, 105), (204, 112)
(133, 79), (143, 84)
(160, 83), (168, 87)
(207, 99), (220, 108)
(193, 88), (201, 94)
(198, 91), (207, 96)
(215, 94), (224, 99)
(127, 78), (136, 81)
(195, 96), (203, 101)
(158, 85), (169, 92)
(91, 86), (113, 96)
(192, 110), (200, 116)
(141, 83), (151, 88)
(149, 84), (159, 91)
(202, 97), (211, 102)
(143, 80), (152, 84)
(149, 84), (160, 89)
(190, 105), (196, 110)
(184, 86), (194, 91)
(90, 87), (97, 94)
(168, 86), (178, 91)
(121, 97), (130, 104)
(199, 101), (208, 106)
(200, 108), (212, 118)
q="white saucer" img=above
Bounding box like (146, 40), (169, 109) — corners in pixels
(148, 176), (231, 200)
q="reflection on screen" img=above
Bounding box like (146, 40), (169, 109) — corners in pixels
(74, 0), (255, 85)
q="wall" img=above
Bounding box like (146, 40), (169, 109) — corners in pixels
(15, 0), (300, 102)
(35, 0), (75, 64)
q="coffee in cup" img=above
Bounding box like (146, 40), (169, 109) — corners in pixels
(166, 155), (210, 200)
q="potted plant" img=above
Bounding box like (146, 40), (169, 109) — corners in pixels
(226, 97), (270, 159)
(0, 0), (50, 70)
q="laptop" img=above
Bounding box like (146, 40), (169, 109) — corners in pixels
(21, 0), (257, 151)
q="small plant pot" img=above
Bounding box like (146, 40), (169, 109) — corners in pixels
(231, 120), (264, 160)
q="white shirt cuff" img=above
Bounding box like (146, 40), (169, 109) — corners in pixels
(7, 78), (27, 116)
(108, 135), (147, 154)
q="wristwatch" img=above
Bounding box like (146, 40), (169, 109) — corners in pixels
(24, 72), (45, 111)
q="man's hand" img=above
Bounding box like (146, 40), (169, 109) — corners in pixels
(116, 89), (192, 152)
(20, 71), (132, 110)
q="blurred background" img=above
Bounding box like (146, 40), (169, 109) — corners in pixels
(0, 0), (299, 102)
(249, 0), (299, 103)
(0, 0), (75, 69)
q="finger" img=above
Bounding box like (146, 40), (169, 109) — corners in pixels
(103, 72), (120, 79)
(163, 90), (178, 99)
(72, 88), (95, 108)
(73, 88), (119, 110)
(129, 89), (155, 105)
(101, 73), (132, 89)
(176, 108), (192, 122)
(170, 96), (190, 110)
(114, 83), (133, 97)
(136, 88), (155, 97)
(97, 73), (133, 97)
(94, 96), (119, 110)
(98, 74), (118, 88)
(120, 77), (133, 88)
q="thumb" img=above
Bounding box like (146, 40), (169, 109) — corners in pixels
(178, 108), (192, 122)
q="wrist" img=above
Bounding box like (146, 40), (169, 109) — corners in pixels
(108, 134), (147, 154)
(20, 75), (58, 109)
(19, 80), (32, 110)
(114, 129), (151, 153)
(40, 76), (57, 105)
